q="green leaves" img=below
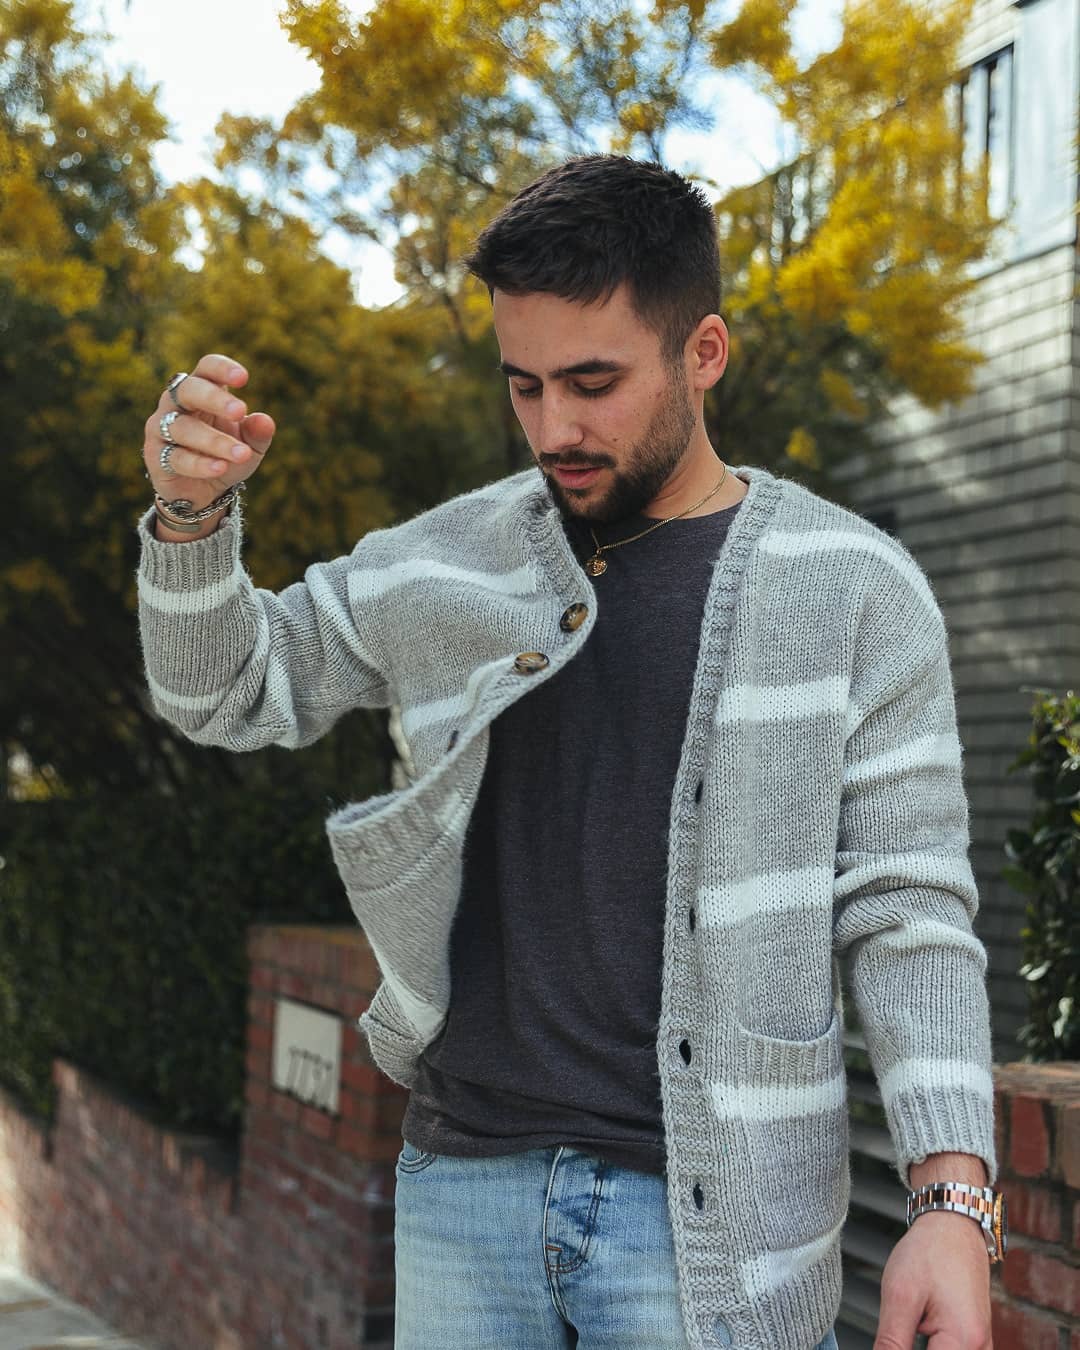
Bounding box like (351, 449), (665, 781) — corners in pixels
(1005, 689), (1080, 1060)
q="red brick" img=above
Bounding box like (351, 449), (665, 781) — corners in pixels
(339, 1088), (377, 1129)
(249, 964), (278, 991)
(1010, 1095), (1051, 1177)
(248, 1021), (273, 1053)
(994, 1088), (1007, 1170)
(338, 1122), (401, 1164)
(299, 1103), (335, 1141)
(271, 1092), (300, 1124)
(311, 979), (344, 1013)
(278, 972), (309, 1001)
(1002, 1245), (1080, 1316)
(993, 1296), (1058, 1350)
(338, 991), (370, 1020)
(341, 1059), (383, 1093)
(245, 1043), (268, 1079)
(246, 992), (274, 1029)
(1061, 1104), (1080, 1189)
(341, 943), (380, 994)
(1004, 1180), (1063, 1242)
(244, 1079), (269, 1112)
(1072, 1330), (1080, 1350)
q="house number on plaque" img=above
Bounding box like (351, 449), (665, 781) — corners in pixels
(271, 997), (342, 1114)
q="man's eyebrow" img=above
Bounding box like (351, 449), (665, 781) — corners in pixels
(497, 358), (627, 381)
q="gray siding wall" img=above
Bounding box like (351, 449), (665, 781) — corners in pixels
(834, 0), (1080, 1057)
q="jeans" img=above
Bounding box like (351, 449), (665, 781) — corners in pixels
(393, 1140), (840, 1350)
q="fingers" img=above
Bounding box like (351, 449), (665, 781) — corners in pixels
(145, 411), (252, 472)
(240, 411), (275, 454)
(192, 353), (249, 388)
(158, 372), (247, 423)
(143, 357), (273, 494)
(159, 443), (231, 479)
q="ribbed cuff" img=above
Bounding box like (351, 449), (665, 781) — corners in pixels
(136, 502), (243, 592)
(886, 1086), (998, 1187)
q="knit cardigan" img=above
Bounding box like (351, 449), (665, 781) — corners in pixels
(136, 462), (997, 1350)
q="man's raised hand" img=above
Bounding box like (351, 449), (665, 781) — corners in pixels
(143, 354), (275, 509)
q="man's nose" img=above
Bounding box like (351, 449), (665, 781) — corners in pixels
(536, 391), (584, 457)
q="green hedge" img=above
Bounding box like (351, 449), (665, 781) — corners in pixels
(1004, 688), (1080, 1061)
(0, 772), (364, 1135)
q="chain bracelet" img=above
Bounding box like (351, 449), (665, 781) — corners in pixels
(153, 480), (246, 526)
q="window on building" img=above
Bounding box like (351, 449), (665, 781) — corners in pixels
(959, 47), (1015, 219)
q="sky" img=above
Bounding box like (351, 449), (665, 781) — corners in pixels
(90, 0), (843, 307)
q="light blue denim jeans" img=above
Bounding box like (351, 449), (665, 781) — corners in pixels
(393, 1140), (840, 1350)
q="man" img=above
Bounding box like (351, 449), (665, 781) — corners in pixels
(138, 156), (1001, 1350)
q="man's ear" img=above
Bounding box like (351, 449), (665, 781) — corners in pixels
(687, 314), (729, 392)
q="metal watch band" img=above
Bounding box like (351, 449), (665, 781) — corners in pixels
(906, 1181), (1007, 1263)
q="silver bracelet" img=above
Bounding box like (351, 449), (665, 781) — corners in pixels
(153, 481), (245, 529)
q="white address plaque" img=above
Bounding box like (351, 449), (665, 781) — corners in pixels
(271, 998), (341, 1114)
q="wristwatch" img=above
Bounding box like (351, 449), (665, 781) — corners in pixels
(906, 1181), (1008, 1263)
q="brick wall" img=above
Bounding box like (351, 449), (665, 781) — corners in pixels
(1, 923), (1077, 1348)
(991, 1063), (1080, 1348)
(0, 924), (407, 1350)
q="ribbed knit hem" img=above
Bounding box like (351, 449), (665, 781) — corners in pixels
(326, 736), (486, 890)
(358, 983), (427, 1089)
(885, 1086), (998, 1186)
(135, 502), (242, 591)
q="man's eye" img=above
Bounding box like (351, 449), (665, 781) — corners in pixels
(576, 383), (614, 398)
(514, 384), (542, 399)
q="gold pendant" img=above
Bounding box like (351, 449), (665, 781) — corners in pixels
(586, 554), (608, 577)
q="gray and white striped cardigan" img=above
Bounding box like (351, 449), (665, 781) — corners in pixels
(136, 461), (996, 1350)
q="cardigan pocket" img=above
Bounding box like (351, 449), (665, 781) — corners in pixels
(733, 1010), (851, 1254)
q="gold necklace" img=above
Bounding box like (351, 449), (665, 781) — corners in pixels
(584, 463), (729, 578)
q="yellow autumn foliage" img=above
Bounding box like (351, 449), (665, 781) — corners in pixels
(784, 426), (820, 469)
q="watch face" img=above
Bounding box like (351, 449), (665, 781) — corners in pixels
(994, 1192), (1008, 1257)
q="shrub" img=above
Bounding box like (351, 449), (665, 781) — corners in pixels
(0, 767), (366, 1134)
(1003, 689), (1080, 1061)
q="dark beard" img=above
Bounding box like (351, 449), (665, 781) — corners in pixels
(538, 368), (697, 526)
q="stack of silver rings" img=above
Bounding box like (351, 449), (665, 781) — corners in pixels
(158, 371), (190, 477)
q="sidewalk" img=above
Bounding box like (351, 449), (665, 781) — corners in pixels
(0, 1267), (152, 1349)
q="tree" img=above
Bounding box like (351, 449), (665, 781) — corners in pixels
(1, 0), (186, 794)
(233, 0), (997, 500)
(0, 0), (497, 798)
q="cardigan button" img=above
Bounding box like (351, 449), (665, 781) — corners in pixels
(559, 602), (588, 633)
(513, 652), (549, 675)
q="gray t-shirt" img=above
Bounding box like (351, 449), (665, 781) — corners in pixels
(401, 497), (743, 1175)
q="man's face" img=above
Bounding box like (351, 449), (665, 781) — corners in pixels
(493, 283), (697, 525)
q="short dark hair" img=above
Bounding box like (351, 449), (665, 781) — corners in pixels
(464, 155), (722, 365)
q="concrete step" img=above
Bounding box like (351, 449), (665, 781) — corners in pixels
(0, 1267), (153, 1350)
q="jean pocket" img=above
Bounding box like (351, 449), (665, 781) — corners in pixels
(396, 1138), (438, 1174)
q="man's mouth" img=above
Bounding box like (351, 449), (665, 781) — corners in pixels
(550, 465), (604, 488)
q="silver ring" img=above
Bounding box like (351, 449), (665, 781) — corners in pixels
(166, 371), (190, 411)
(159, 441), (179, 476)
(159, 409), (181, 441)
